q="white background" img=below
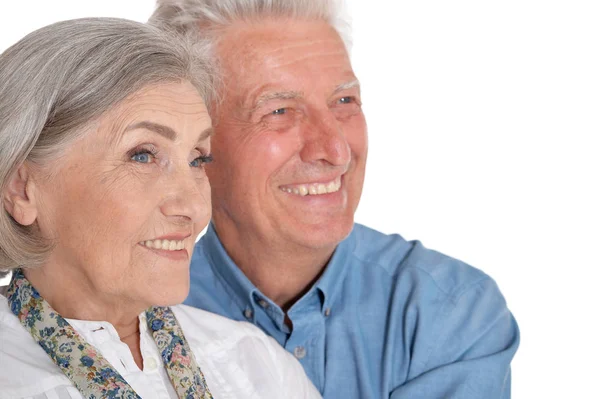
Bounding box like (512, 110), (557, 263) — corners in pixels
(1, 1), (599, 397)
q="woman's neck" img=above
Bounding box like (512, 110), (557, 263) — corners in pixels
(23, 265), (145, 369)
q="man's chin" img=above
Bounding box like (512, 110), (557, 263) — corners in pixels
(289, 217), (355, 251)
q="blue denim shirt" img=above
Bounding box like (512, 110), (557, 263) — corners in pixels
(186, 223), (519, 398)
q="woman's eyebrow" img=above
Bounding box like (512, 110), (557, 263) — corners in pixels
(197, 126), (214, 143)
(124, 121), (213, 144)
(124, 121), (178, 141)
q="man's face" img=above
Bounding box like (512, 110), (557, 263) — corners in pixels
(208, 18), (367, 251)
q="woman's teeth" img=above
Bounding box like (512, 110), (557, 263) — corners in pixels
(141, 239), (185, 251)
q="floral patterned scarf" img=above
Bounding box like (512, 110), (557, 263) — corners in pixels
(7, 269), (213, 399)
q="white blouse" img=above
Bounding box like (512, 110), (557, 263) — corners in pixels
(0, 294), (321, 399)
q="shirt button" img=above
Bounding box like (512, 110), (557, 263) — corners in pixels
(324, 308), (331, 317)
(257, 299), (269, 309)
(244, 308), (254, 320)
(294, 346), (306, 359)
(145, 356), (158, 371)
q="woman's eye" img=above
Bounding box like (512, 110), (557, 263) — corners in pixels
(190, 154), (214, 168)
(130, 151), (155, 164)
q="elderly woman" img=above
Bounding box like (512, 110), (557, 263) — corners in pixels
(0, 18), (320, 399)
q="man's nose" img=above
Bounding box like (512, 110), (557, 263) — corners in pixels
(299, 112), (351, 167)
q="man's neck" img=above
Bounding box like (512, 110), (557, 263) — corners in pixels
(213, 223), (336, 311)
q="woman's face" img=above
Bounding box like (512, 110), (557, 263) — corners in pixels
(33, 81), (212, 308)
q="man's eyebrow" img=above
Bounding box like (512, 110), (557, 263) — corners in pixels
(333, 79), (361, 94)
(124, 121), (214, 143)
(248, 81), (359, 114)
(254, 90), (304, 109)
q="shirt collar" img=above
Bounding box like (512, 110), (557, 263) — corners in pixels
(201, 222), (356, 315)
(312, 226), (355, 312)
(201, 223), (261, 316)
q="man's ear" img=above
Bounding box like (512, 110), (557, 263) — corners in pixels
(2, 164), (38, 226)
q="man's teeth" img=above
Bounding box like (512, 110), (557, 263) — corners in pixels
(142, 239), (185, 251)
(281, 177), (342, 196)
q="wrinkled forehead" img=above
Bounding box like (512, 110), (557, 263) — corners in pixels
(223, 19), (349, 66)
(215, 18), (355, 100)
(97, 83), (211, 147)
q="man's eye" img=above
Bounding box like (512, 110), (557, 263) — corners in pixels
(272, 108), (287, 115)
(190, 154), (214, 168)
(131, 151), (154, 163)
(338, 96), (354, 104)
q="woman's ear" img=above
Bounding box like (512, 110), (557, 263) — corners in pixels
(3, 164), (38, 226)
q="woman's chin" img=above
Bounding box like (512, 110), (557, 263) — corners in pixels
(145, 278), (190, 308)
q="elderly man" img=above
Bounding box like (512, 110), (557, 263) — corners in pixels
(150, 1), (519, 398)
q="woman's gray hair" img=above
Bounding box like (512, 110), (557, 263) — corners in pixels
(0, 17), (214, 273)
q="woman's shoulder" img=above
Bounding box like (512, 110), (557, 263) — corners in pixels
(171, 304), (273, 349)
(170, 304), (321, 398)
(0, 295), (74, 398)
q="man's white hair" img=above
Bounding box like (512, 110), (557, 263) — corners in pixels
(149, 0), (352, 112)
(149, 0), (352, 49)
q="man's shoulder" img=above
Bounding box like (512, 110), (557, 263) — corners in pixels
(350, 223), (413, 261)
(350, 223), (492, 296)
